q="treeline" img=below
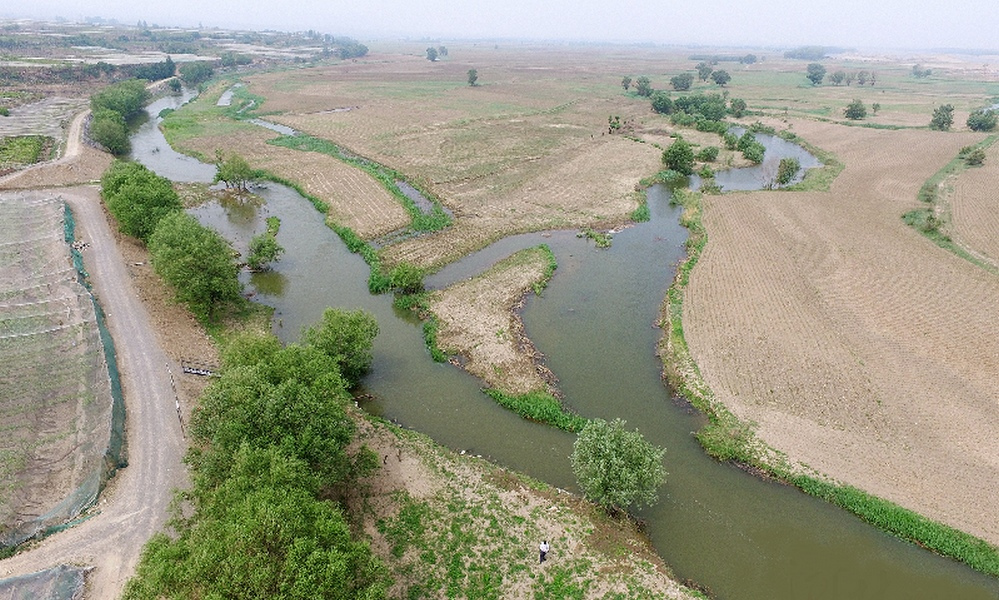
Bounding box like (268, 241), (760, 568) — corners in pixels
(100, 160), (245, 322)
(89, 79), (150, 155)
(123, 311), (388, 599)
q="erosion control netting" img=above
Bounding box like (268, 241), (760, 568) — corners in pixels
(0, 191), (124, 549)
(0, 564), (88, 600)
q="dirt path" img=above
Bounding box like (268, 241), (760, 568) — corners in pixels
(0, 185), (187, 598)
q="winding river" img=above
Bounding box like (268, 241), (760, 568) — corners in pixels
(132, 91), (999, 599)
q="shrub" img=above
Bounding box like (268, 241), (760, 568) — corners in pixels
(695, 145), (719, 162)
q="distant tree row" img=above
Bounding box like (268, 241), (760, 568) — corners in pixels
(623, 65), (731, 97)
(425, 45), (448, 61)
(806, 64), (877, 87)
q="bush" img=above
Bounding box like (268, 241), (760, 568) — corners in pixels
(301, 308), (379, 387)
(695, 146), (719, 162)
(662, 139), (695, 175)
(964, 148), (986, 166)
(101, 160), (182, 240)
(966, 109), (997, 132)
(89, 109), (130, 155)
(776, 157), (801, 186)
(571, 418), (666, 512)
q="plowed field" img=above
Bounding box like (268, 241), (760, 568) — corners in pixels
(949, 139), (999, 268)
(683, 119), (999, 543)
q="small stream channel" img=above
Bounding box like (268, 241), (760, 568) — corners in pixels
(132, 91), (999, 599)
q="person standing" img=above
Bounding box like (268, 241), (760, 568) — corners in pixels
(539, 540), (550, 564)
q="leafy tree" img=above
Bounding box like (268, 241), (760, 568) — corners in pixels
(967, 109), (997, 132)
(650, 90), (673, 114)
(437, 45), (448, 57)
(829, 70), (845, 86)
(776, 157), (801, 186)
(871, 102), (881, 115)
(148, 211), (244, 322)
(929, 104), (954, 130)
(742, 143), (765, 164)
(912, 64), (932, 78)
(621, 76), (632, 91)
(467, 68), (478, 86)
(178, 61), (214, 85)
(722, 132), (739, 150)
(672, 93), (727, 121)
(806, 63), (826, 86)
(729, 97), (747, 118)
(634, 76), (653, 97)
(90, 78), (150, 119)
(661, 139), (695, 175)
(670, 72), (694, 91)
(740, 53), (757, 64)
(844, 72), (856, 86)
(89, 108), (130, 155)
(570, 418), (666, 512)
(214, 150), (256, 191)
(167, 78), (182, 93)
(710, 70), (731, 86)
(857, 70), (870, 86)
(844, 99), (867, 120)
(425, 46), (438, 62)
(388, 262), (424, 294)
(101, 160), (182, 241)
(301, 308), (379, 387)
(696, 61), (714, 82)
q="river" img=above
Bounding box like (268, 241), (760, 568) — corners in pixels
(131, 90), (999, 599)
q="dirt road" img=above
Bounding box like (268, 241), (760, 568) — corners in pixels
(0, 185), (187, 597)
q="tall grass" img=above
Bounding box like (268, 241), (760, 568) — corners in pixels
(483, 389), (589, 433)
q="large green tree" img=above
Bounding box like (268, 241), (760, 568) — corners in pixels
(670, 72), (694, 91)
(101, 160), (182, 241)
(147, 211), (244, 322)
(90, 79), (150, 119)
(214, 150), (256, 191)
(661, 138), (695, 175)
(301, 308), (379, 387)
(89, 109), (130, 155)
(929, 104), (954, 130)
(710, 70), (731, 86)
(967, 108), (998, 132)
(696, 61), (714, 82)
(634, 76), (653, 97)
(571, 418), (666, 512)
(179, 61), (214, 85)
(844, 99), (868, 120)
(806, 63), (826, 86)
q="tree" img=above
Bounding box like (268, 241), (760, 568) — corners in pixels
(89, 109), (130, 155)
(964, 148), (986, 166)
(621, 76), (632, 91)
(466, 68), (478, 86)
(634, 76), (653, 97)
(696, 61), (713, 82)
(740, 53), (757, 64)
(247, 232), (283, 271)
(729, 97), (747, 118)
(301, 308), (379, 387)
(912, 64), (932, 78)
(967, 109), (997, 132)
(844, 99), (867, 120)
(710, 70), (731, 86)
(178, 61), (214, 85)
(148, 211), (244, 322)
(425, 47), (438, 62)
(695, 146), (719, 162)
(856, 70), (870, 86)
(775, 157), (801, 186)
(829, 70), (845, 86)
(806, 63), (826, 86)
(437, 45), (448, 57)
(90, 79), (150, 119)
(101, 160), (182, 241)
(670, 72), (694, 91)
(929, 104), (954, 130)
(871, 102), (881, 115)
(661, 139), (695, 175)
(650, 91), (673, 114)
(214, 150), (256, 191)
(570, 418), (666, 512)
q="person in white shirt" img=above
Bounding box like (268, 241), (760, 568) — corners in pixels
(539, 540), (550, 563)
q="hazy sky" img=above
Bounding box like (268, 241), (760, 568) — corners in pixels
(7, 0), (999, 51)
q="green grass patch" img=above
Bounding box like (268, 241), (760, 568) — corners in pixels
(0, 135), (51, 167)
(777, 130), (844, 192)
(268, 133), (452, 232)
(483, 389), (589, 433)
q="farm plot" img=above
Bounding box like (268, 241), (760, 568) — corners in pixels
(682, 119), (999, 544)
(0, 96), (85, 142)
(0, 191), (114, 547)
(948, 138), (999, 268)
(244, 47), (665, 269)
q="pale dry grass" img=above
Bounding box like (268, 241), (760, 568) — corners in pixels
(429, 247), (553, 395)
(682, 118), (999, 543)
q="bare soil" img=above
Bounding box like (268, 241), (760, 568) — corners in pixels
(682, 118), (999, 544)
(949, 139), (999, 269)
(428, 246), (554, 394)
